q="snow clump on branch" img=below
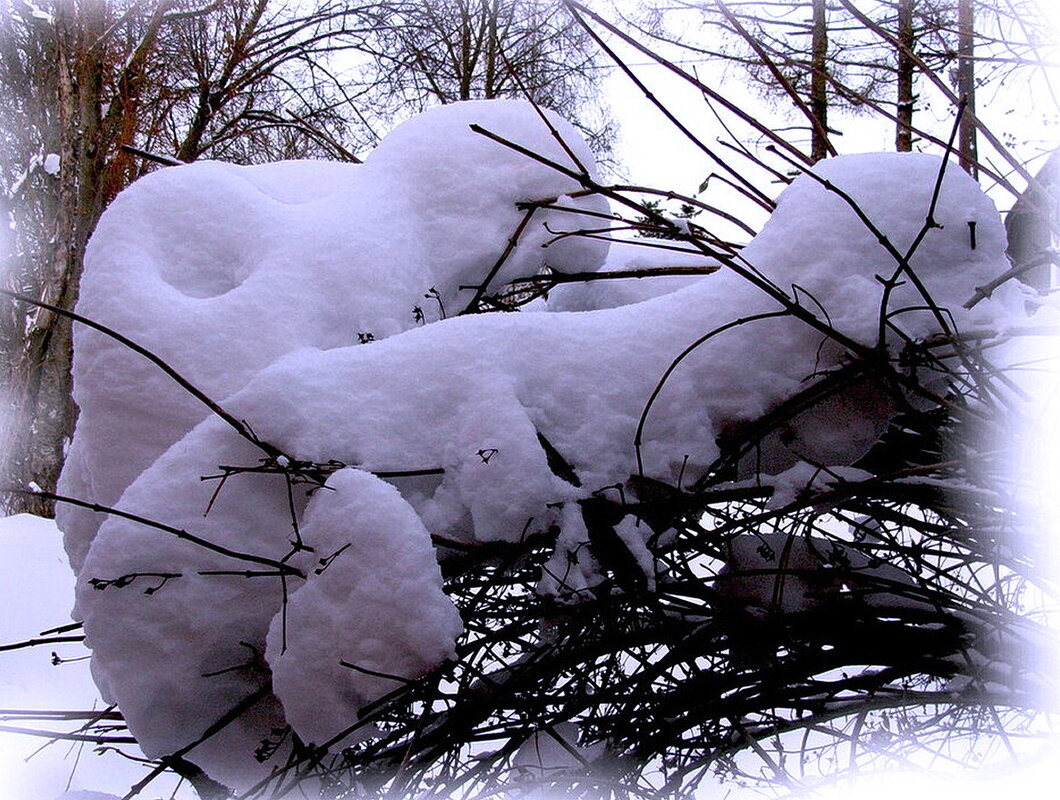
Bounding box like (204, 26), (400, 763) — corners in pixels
(61, 100), (608, 790)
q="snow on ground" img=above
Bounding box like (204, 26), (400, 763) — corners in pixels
(0, 514), (192, 800)
(52, 99), (1028, 791)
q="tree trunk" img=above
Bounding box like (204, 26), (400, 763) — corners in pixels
(810, 0), (829, 163)
(957, 0), (977, 176)
(4, 1), (104, 515)
(3, 0), (150, 515)
(895, 0), (916, 151)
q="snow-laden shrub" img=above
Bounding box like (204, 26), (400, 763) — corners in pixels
(55, 100), (1050, 797)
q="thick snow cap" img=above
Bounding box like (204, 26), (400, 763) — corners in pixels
(58, 99), (609, 573)
(105, 152), (1016, 548)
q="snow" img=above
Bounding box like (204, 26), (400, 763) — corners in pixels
(68, 467), (458, 787)
(763, 464), (872, 510)
(21, 0), (53, 24)
(266, 468), (461, 747)
(713, 530), (931, 615)
(512, 721), (607, 776)
(538, 503), (604, 601)
(0, 514), (192, 800)
(54, 98), (1028, 791)
(42, 153), (60, 176)
(545, 239), (720, 311)
(137, 151), (1014, 553)
(612, 515), (657, 591)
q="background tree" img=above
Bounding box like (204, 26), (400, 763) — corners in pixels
(359, 0), (614, 153)
(0, 0), (386, 516)
(632, 0), (1051, 181)
(956, 0), (976, 171)
(895, 0), (916, 149)
(625, 0), (882, 163)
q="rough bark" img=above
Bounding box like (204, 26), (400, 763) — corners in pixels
(895, 0), (916, 151)
(3, 2), (104, 516)
(957, 0), (977, 176)
(810, 0), (829, 163)
(2, 1), (173, 515)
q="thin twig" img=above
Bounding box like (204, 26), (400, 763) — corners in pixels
(0, 288), (293, 467)
(4, 488), (303, 578)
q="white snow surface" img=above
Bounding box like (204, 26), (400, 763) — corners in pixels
(545, 238), (721, 311)
(131, 151), (1015, 547)
(538, 503), (604, 601)
(0, 515), (192, 800)
(24, 1), (55, 23)
(764, 463), (873, 510)
(60, 97), (1026, 791)
(74, 442), (460, 788)
(613, 515), (657, 592)
(266, 468), (462, 747)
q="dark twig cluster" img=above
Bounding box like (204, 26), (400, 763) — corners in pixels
(265, 409), (1054, 800)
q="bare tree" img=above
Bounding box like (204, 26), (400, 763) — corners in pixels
(956, 0), (977, 173)
(895, 0), (916, 149)
(809, 0), (829, 161)
(152, 0), (382, 164)
(1, 0), (180, 517)
(635, 0), (1053, 178)
(628, 0), (887, 162)
(359, 0), (614, 153)
(0, 0), (384, 515)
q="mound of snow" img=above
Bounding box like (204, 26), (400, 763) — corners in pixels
(116, 153), (1014, 548)
(266, 468), (462, 746)
(64, 105), (1023, 792)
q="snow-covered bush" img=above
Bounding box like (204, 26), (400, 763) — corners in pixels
(52, 100), (1053, 797)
